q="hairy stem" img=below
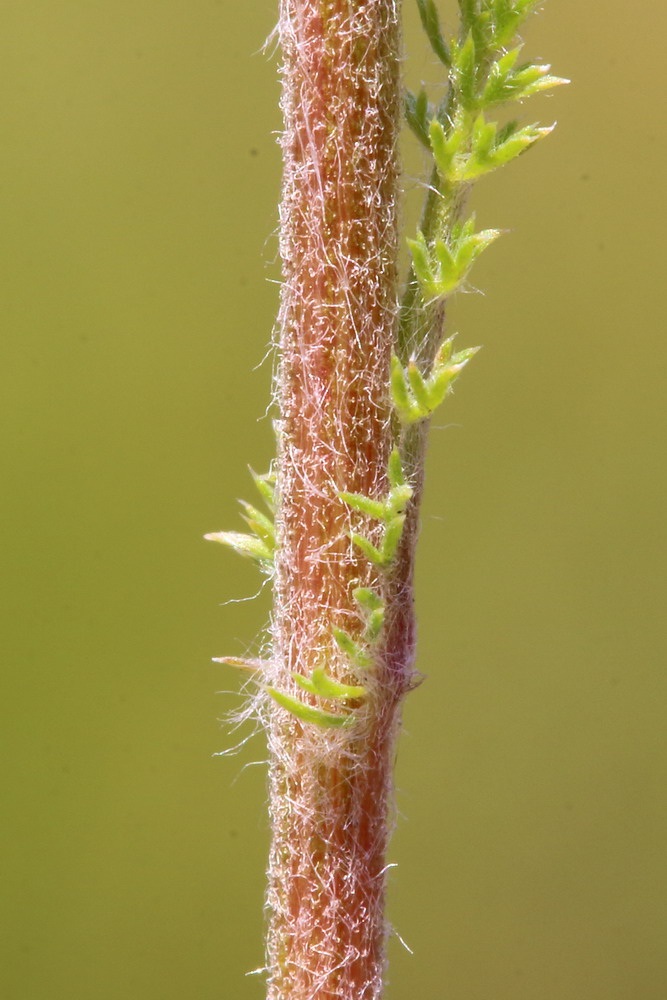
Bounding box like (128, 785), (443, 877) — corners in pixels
(267, 2), (406, 998)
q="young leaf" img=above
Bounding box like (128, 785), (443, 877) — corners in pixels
(266, 687), (353, 728)
(391, 353), (418, 422)
(295, 667), (367, 700)
(238, 501), (275, 545)
(332, 627), (373, 669)
(417, 0), (450, 67)
(249, 467), (276, 512)
(365, 607), (386, 641)
(404, 89), (431, 148)
(352, 587), (384, 612)
(453, 32), (477, 108)
(204, 530), (274, 566)
(388, 448), (407, 489)
(381, 514), (406, 564)
(407, 231), (438, 297)
(428, 120), (455, 180)
(338, 490), (388, 521)
(388, 483), (413, 516)
(212, 656), (267, 673)
(407, 361), (430, 415)
(350, 532), (386, 566)
(464, 120), (554, 178)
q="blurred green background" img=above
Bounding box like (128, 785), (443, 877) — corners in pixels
(1, 1), (665, 997)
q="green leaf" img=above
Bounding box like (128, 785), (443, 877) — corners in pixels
(407, 361), (431, 414)
(404, 89), (431, 148)
(388, 448), (407, 489)
(453, 32), (477, 108)
(293, 667), (366, 700)
(426, 339), (481, 410)
(408, 231), (438, 297)
(388, 483), (413, 516)
(490, 0), (539, 48)
(463, 115), (555, 179)
(391, 353), (418, 422)
(365, 607), (385, 641)
(204, 530), (274, 566)
(434, 239), (459, 292)
(332, 628), (373, 669)
(350, 532), (385, 566)
(238, 501), (275, 545)
(458, 0), (478, 32)
(353, 587), (384, 612)
(483, 50), (568, 105)
(450, 345), (482, 372)
(338, 491), (388, 521)
(249, 467), (276, 512)
(471, 112), (498, 162)
(417, 0), (451, 66)
(266, 687), (354, 728)
(428, 120), (454, 180)
(381, 514), (406, 564)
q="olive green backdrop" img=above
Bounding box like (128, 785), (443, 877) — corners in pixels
(2, 1), (665, 997)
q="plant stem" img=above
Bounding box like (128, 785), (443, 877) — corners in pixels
(268, 1), (406, 997)
(208, 2), (564, 993)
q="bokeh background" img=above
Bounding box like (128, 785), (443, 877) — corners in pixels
(2, 1), (665, 997)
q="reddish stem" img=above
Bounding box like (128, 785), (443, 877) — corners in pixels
(267, 2), (412, 998)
